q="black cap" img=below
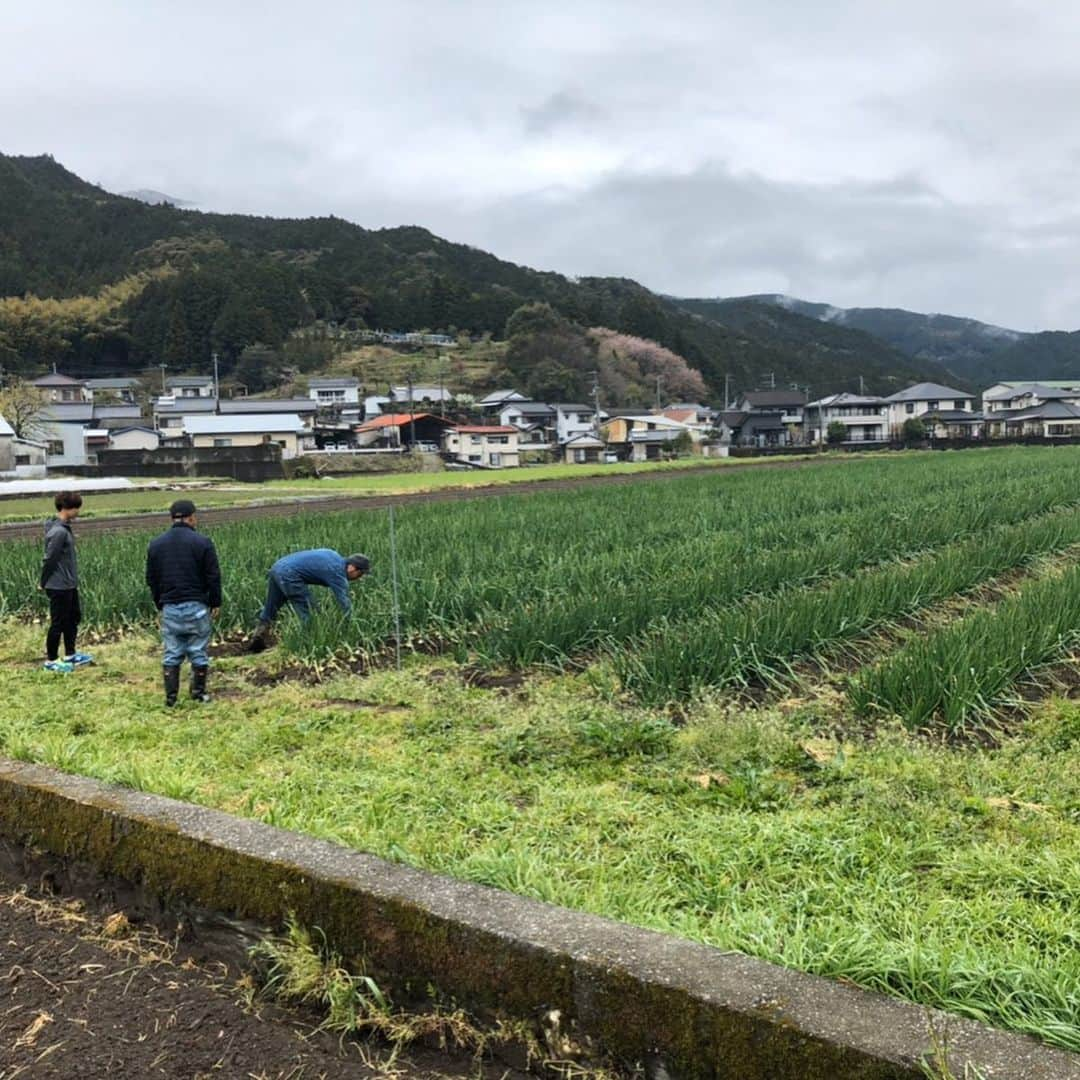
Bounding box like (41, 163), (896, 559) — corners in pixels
(170, 499), (197, 519)
(345, 553), (370, 574)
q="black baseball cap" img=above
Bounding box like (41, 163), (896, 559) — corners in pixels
(170, 499), (197, 519)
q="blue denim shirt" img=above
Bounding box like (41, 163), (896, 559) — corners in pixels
(271, 549), (351, 612)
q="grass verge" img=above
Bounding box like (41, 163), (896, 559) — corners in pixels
(0, 621), (1077, 1052)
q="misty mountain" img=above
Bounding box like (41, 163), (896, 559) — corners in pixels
(730, 294), (1080, 387)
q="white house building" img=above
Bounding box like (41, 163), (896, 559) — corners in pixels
(982, 381), (1080, 412)
(307, 377), (360, 407)
(554, 403), (600, 445)
(885, 383), (975, 436)
(166, 376), (216, 398)
(498, 401), (556, 452)
(390, 385), (451, 406)
(0, 417), (48, 478)
(442, 425), (520, 468)
(982, 383), (1080, 415)
(805, 394), (889, 444)
(181, 414), (310, 459)
(109, 426), (161, 451)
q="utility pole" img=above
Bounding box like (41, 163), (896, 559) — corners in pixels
(761, 371), (776, 390)
(407, 373), (415, 449)
(655, 374), (662, 411)
(591, 370), (601, 433)
(213, 352), (220, 413)
(159, 364), (168, 394)
(859, 375), (866, 396)
(723, 373), (731, 411)
(438, 354), (446, 418)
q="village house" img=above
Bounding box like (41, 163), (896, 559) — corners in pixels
(498, 401), (556, 452)
(885, 383), (976, 436)
(718, 390), (806, 447)
(985, 401), (1080, 440)
(554, 403), (601, 446)
(805, 393), (889, 445)
(561, 431), (606, 464)
(479, 389), (527, 411)
(166, 375), (216, 398)
(85, 377), (140, 403)
(602, 414), (696, 461)
(442, 425), (520, 468)
(354, 412), (453, 449)
(0, 417), (47, 478)
(32, 372), (92, 404)
(390, 385), (452, 407)
(981, 383), (1080, 415)
(108, 425), (161, 451)
(363, 394), (391, 420)
(981, 381), (1080, 412)
(180, 414), (311, 459)
(307, 376), (360, 407)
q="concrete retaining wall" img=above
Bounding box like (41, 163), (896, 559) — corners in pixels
(0, 757), (1075, 1079)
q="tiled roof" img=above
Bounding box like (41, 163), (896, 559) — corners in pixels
(356, 412), (444, 431)
(885, 382), (972, 402)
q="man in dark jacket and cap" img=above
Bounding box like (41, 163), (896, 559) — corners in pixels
(248, 549), (369, 653)
(146, 499), (222, 706)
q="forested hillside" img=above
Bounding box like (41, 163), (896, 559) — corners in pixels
(731, 294), (1080, 387)
(0, 153), (953, 397)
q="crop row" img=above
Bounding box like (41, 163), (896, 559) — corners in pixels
(850, 560), (1080, 729)
(3, 448), (1080, 686)
(615, 502), (1080, 705)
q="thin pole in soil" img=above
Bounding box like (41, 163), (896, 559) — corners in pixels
(389, 505), (402, 670)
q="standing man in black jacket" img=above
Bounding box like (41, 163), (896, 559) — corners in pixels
(145, 499), (222, 707)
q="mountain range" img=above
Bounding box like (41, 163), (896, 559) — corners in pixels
(715, 294), (1080, 387)
(1, 152), (1076, 398)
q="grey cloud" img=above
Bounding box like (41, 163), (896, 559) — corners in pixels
(521, 91), (609, 135)
(6, 0), (1080, 329)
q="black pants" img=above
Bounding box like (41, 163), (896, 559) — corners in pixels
(45, 588), (81, 661)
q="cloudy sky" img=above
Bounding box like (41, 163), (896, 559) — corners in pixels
(5, 0), (1080, 330)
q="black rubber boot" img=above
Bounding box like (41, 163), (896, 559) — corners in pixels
(247, 621), (271, 654)
(190, 666), (210, 703)
(163, 665), (181, 707)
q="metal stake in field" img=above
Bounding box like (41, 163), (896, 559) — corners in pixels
(388, 505), (402, 670)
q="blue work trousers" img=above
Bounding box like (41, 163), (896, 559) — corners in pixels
(161, 601), (211, 668)
(259, 571), (312, 624)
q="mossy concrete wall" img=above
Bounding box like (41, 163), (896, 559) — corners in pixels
(1, 757), (1076, 1080)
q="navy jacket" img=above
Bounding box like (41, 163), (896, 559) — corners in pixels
(41, 518), (78, 590)
(146, 522), (222, 610)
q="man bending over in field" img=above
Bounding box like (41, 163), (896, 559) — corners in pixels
(146, 500), (222, 706)
(248, 549), (370, 653)
(40, 490), (91, 672)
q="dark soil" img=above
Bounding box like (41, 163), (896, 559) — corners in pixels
(458, 666), (527, 693)
(0, 869), (532, 1079)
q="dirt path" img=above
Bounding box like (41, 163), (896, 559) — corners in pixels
(0, 869), (527, 1079)
(0, 458), (828, 540)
